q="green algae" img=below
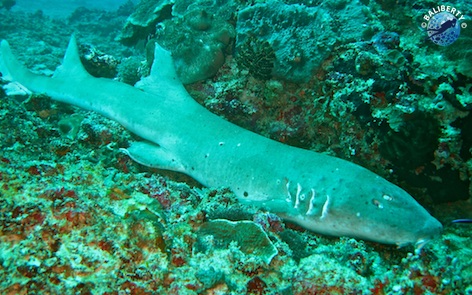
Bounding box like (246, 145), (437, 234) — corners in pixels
(195, 219), (278, 264)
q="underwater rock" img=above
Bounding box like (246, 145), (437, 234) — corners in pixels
(118, 0), (174, 45)
(237, 36), (276, 80)
(195, 266), (224, 290)
(120, 0), (238, 84)
(58, 114), (84, 140)
(117, 56), (145, 85)
(172, 0), (238, 20)
(371, 31), (400, 53)
(236, 0), (373, 82)
(279, 229), (310, 262)
(443, 24), (472, 78)
(0, 0), (15, 10)
(195, 219), (278, 264)
(355, 51), (381, 76)
(246, 276), (268, 295)
(149, 8), (235, 84)
(79, 44), (119, 78)
(378, 111), (440, 170)
(236, 1), (335, 82)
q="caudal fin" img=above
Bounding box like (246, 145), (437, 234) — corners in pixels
(0, 39), (32, 82)
(0, 40), (38, 96)
(0, 36), (92, 96)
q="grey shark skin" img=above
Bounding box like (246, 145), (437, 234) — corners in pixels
(0, 36), (442, 248)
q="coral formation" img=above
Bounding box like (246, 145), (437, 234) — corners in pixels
(116, 56), (145, 85)
(79, 43), (119, 78)
(236, 0), (375, 82)
(1, 0), (472, 294)
(195, 219), (278, 264)
(149, 8), (235, 84)
(236, 36), (276, 80)
(119, 0), (236, 84)
(236, 1), (336, 82)
(118, 0), (174, 45)
(0, 0), (15, 10)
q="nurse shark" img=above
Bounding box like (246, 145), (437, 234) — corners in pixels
(0, 36), (442, 248)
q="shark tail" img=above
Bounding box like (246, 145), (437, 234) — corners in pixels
(0, 35), (94, 97)
(0, 40), (34, 83)
(0, 40), (38, 96)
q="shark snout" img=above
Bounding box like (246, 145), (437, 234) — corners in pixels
(414, 216), (443, 248)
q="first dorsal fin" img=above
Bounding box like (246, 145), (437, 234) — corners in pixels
(53, 35), (91, 79)
(149, 43), (180, 83)
(135, 42), (185, 95)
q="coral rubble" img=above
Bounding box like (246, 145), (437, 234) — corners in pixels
(1, 0), (472, 294)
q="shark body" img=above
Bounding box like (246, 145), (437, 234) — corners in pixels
(0, 37), (442, 247)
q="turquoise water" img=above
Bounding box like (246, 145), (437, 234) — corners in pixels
(0, 0), (471, 294)
(12, 0), (137, 16)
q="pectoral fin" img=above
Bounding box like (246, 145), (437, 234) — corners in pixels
(121, 141), (186, 173)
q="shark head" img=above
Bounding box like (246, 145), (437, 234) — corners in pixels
(343, 174), (441, 247)
(269, 156), (443, 248)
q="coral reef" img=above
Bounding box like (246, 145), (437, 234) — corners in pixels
(150, 8), (235, 84)
(236, 36), (276, 80)
(236, 1), (335, 82)
(79, 43), (119, 78)
(116, 56), (145, 85)
(235, 0), (376, 82)
(195, 219), (278, 264)
(0, 0), (15, 10)
(119, 0), (237, 84)
(118, 0), (174, 45)
(1, 0), (472, 294)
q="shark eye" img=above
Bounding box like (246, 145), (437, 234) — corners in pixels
(383, 194), (393, 201)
